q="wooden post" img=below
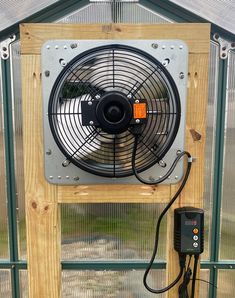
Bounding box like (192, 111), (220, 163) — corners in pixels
(20, 23), (210, 298)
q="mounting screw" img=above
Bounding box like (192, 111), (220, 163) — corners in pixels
(64, 45), (68, 49)
(151, 43), (158, 49)
(179, 45), (183, 50)
(2, 47), (7, 51)
(95, 94), (101, 99)
(89, 121), (94, 125)
(170, 45), (175, 49)
(3, 53), (8, 59)
(45, 70), (50, 77)
(62, 160), (70, 167)
(127, 94), (132, 98)
(88, 101), (92, 106)
(73, 176), (80, 181)
(58, 176), (61, 179)
(179, 72), (184, 79)
(46, 149), (52, 155)
(70, 43), (78, 49)
(49, 176), (53, 179)
(175, 176), (179, 179)
(46, 45), (50, 50)
(229, 265), (233, 269)
(159, 160), (166, 167)
(135, 119), (140, 124)
(55, 45), (59, 50)
(214, 33), (220, 41)
(176, 150), (182, 155)
(66, 176), (70, 179)
(162, 45), (166, 49)
(60, 59), (67, 67)
(135, 99), (139, 103)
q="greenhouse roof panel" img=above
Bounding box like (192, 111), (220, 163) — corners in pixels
(0, 0), (59, 32)
(170, 0), (235, 34)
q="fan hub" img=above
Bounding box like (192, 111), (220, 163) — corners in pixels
(96, 92), (132, 134)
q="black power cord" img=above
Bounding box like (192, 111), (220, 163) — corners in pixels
(131, 134), (192, 294)
(191, 255), (199, 298)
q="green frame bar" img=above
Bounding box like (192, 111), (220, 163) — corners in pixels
(1, 59), (20, 297)
(0, 1), (234, 297)
(209, 58), (228, 298)
(1, 260), (235, 271)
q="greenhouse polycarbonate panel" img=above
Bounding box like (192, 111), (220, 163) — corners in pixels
(0, 0), (59, 32)
(169, 0), (235, 34)
(20, 270), (28, 297)
(58, 1), (172, 23)
(217, 270), (235, 297)
(10, 40), (27, 259)
(0, 61), (9, 259)
(220, 51), (235, 260)
(61, 204), (167, 260)
(201, 42), (220, 260)
(62, 270), (166, 297)
(0, 270), (11, 296)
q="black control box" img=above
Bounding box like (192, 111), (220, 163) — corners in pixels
(174, 207), (204, 255)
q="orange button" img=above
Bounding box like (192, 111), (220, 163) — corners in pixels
(193, 228), (199, 234)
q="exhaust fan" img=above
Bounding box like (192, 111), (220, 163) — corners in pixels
(41, 40), (188, 184)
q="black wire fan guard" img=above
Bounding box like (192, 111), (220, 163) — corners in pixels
(48, 44), (181, 178)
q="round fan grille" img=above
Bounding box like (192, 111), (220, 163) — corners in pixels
(48, 44), (181, 177)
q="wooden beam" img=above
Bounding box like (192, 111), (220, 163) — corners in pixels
(58, 184), (170, 203)
(20, 23), (210, 55)
(166, 53), (209, 297)
(20, 23), (210, 298)
(22, 55), (61, 297)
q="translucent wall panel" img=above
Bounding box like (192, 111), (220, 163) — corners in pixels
(58, 1), (171, 23)
(0, 270), (11, 296)
(0, 0), (59, 31)
(0, 62), (9, 259)
(217, 270), (235, 297)
(61, 204), (167, 260)
(20, 270), (28, 297)
(220, 51), (235, 260)
(10, 41), (27, 259)
(202, 42), (220, 260)
(62, 270), (166, 297)
(169, 0), (235, 34)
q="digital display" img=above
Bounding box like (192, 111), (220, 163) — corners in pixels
(185, 220), (197, 226)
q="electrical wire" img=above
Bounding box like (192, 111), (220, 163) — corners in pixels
(131, 134), (192, 293)
(178, 257), (192, 298)
(132, 135), (192, 185)
(191, 255), (199, 298)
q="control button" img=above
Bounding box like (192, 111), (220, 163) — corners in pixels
(193, 228), (199, 234)
(193, 235), (199, 241)
(193, 242), (199, 248)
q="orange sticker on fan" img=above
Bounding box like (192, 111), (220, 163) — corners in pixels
(133, 103), (147, 119)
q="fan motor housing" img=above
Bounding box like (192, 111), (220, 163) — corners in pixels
(41, 40), (188, 184)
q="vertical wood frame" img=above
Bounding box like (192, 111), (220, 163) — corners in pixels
(20, 23), (210, 297)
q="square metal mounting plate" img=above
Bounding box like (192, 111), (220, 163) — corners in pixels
(41, 39), (188, 185)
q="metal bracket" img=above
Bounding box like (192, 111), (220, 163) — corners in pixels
(213, 33), (235, 59)
(0, 35), (16, 60)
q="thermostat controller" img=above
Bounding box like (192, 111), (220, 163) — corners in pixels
(174, 207), (204, 255)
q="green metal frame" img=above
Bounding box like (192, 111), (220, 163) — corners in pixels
(0, 0), (233, 297)
(1, 59), (20, 297)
